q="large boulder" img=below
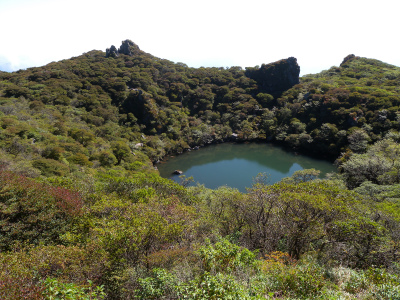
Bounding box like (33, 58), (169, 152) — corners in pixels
(245, 57), (300, 96)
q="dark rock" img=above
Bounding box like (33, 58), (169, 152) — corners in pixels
(119, 40), (138, 55)
(106, 39), (140, 58)
(340, 54), (358, 66)
(105, 45), (118, 58)
(245, 57), (300, 97)
(173, 170), (183, 175)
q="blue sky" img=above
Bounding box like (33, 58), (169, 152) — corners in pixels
(0, 0), (399, 75)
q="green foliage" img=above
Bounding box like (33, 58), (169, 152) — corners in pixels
(340, 138), (400, 188)
(178, 272), (260, 300)
(256, 92), (274, 107)
(0, 171), (83, 250)
(0, 244), (107, 300)
(98, 151), (118, 167)
(84, 191), (196, 269)
(111, 140), (132, 165)
(327, 218), (388, 268)
(135, 268), (178, 300)
(32, 158), (70, 177)
(1, 46), (399, 172)
(42, 145), (65, 160)
(100, 171), (194, 203)
(372, 283), (400, 300)
(348, 129), (370, 153)
(43, 278), (106, 300)
(283, 168), (321, 184)
(262, 254), (329, 299)
(1, 43), (400, 299)
(69, 128), (95, 147)
(326, 266), (400, 299)
(67, 153), (93, 167)
(198, 238), (257, 273)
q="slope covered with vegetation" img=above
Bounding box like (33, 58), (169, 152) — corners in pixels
(0, 41), (399, 299)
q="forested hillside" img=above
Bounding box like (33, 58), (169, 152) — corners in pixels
(0, 40), (399, 299)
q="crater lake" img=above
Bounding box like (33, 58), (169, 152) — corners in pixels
(157, 142), (336, 192)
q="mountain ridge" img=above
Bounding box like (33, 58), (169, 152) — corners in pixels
(0, 39), (399, 175)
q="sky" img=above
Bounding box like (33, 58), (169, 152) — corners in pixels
(0, 0), (399, 76)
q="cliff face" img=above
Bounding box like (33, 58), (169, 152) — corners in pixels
(245, 57), (300, 96)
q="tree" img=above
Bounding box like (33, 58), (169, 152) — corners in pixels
(256, 92), (274, 108)
(32, 158), (69, 177)
(341, 153), (391, 188)
(286, 168), (321, 184)
(340, 138), (400, 188)
(348, 129), (370, 153)
(326, 218), (388, 268)
(242, 179), (362, 259)
(111, 141), (131, 165)
(69, 128), (95, 147)
(240, 120), (254, 140)
(98, 151), (118, 167)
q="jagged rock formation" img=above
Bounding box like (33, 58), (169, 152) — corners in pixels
(105, 45), (118, 58)
(245, 57), (300, 96)
(106, 39), (140, 58)
(340, 54), (359, 66)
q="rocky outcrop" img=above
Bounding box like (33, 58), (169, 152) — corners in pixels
(105, 45), (118, 58)
(340, 54), (359, 66)
(119, 40), (137, 55)
(106, 40), (140, 58)
(245, 57), (300, 96)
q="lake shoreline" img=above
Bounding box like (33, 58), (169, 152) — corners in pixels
(155, 137), (337, 168)
(157, 142), (337, 192)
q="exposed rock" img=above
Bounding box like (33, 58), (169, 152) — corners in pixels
(119, 40), (135, 55)
(173, 170), (183, 175)
(340, 54), (359, 66)
(106, 39), (140, 58)
(105, 45), (118, 58)
(245, 57), (300, 97)
(134, 143), (144, 148)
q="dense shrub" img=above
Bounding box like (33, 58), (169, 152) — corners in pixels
(32, 158), (69, 177)
(0, 244), (107, 300)
(0, 171), (83, 250)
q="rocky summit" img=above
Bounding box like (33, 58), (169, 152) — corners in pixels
(245, 57), (300, 96)
(106, 39), (140, 58)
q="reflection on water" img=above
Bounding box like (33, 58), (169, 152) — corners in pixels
(157, 142), (336, 192)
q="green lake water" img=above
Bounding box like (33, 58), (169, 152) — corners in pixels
(157, 142), (336, 192)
